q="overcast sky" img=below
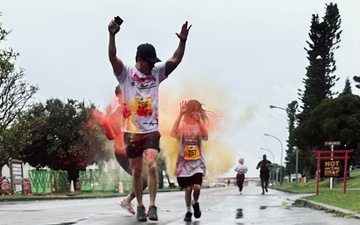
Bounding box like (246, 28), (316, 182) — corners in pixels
(2, 0), (360, 178)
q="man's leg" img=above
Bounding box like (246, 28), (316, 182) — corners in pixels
(122, 157), (148, 201)
(141, 157), (148, 190)
(129, 156), (148, 222)
(119, 158), (148, 215)
(260, 175), (265, 194)
(144, 148), (158, 221)
(144, 148), (158, 206)
(264, 174), (269, 192)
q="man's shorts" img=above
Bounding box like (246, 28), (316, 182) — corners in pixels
(260, 173), (270, 182)
(177, 173), (203, 189)
(124, 131), (161, 158)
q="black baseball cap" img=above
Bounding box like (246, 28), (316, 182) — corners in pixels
(136, 43), (161, 64)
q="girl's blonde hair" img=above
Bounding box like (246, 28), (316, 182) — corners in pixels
(186, 99), (209, 124)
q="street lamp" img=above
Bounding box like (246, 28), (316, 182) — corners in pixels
(269, 105), (287, 111)
(260, 148), (276, 184)
(269, 104), (299, 186)
(260, 148), (275, 164)
(269, 105), (297, 122)
(264, 133), (283, 185)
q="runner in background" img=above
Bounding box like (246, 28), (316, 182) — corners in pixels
(234, 158), (248, 194)
(256, 154), (272, 195)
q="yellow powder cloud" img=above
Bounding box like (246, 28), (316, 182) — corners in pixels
(159, 76), (236, 180)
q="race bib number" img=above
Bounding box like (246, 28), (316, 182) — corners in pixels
(184, 145), (201, 160)
(133, 96), (152, 117)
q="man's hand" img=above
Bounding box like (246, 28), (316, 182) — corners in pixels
(176, 21), (192, 42)
(108, 18), (120, 36)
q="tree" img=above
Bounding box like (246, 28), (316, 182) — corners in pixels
(294, 3), (342, 178)
(0, 17), (38, 175)
(340, 77), (352, 95)
(298, 3), (342, 123)
(284, 100), (298, 175)
(286, 101), (298, 154)
(292, 94), (360, 176)
(13, 98), (112, 182)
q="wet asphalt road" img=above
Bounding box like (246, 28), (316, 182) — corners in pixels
(0, 184), (358, 225)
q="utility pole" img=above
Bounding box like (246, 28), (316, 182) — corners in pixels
(294, 146), (299, 187)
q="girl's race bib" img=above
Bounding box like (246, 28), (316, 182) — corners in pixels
(183, 145), (201, 160)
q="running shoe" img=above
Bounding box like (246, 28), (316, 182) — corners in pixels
(137, 205), (147, 222)
(119, 199), (135, 215)
(148, 205), (158, 221)
(184, 211), (192, 221)
(192, 202), (201, 218)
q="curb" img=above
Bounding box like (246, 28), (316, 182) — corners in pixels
(272, 188), (360, 219)
(295, 199), (360, 219)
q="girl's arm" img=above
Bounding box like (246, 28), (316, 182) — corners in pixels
(170, 101), (187, 138)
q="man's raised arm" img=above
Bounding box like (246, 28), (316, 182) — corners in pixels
(165, 21), (192, 77)
(108, 18), (124, 76)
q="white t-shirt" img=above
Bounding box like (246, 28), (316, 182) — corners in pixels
(175, 121), (206, 177)
(235, 164), (248, 175)
(116, 62), (166, 133)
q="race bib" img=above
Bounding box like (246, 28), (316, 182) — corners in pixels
(133, 96), (152, 117)
(184, 145), (201, 160)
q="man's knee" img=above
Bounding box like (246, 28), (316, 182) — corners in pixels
(130, 158), (143, 176)
(145, 151), (158, 175)
(148, 162), (158, 175)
